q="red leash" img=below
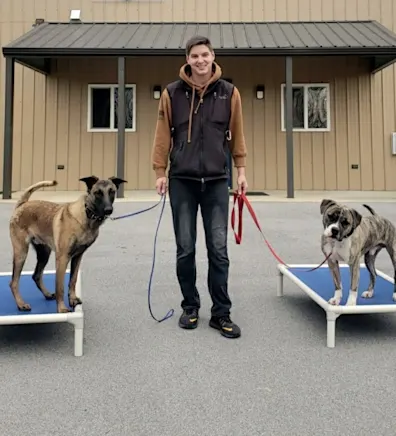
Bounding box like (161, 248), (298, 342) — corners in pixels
(230, 192), (330, 272)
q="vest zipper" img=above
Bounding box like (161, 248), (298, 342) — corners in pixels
(200, 97), (205, 191)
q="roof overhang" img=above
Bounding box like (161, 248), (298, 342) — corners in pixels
(3, 20), (396, 75)
(14, 57), (52, 74)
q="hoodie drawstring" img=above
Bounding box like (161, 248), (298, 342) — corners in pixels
(187, 83), (209, 143)
(187, 87), (195, 144)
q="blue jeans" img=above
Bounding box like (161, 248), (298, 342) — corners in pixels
(168, 177), (231, 317)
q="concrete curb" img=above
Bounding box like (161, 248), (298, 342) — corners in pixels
(0, 190), (395, 204)
(0, 197), (395, 204)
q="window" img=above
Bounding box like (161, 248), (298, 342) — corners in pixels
(87, 84), (136, 132)
(281, 83), (330, 132)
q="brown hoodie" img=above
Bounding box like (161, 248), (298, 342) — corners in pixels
(151, 62), (247, 179)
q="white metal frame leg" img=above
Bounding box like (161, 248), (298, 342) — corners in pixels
(277, 270), (284, 297)
(69, 317), (84, 357)
(68, 269), (84, 357)
(326, 311), (340, 348)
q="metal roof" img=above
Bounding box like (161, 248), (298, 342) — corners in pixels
(3, 20), (396, 73)
(4, 20), (396, 54)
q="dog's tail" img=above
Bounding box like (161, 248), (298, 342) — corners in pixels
(362, 204), (377, 216)
(15, 180), (58, 208)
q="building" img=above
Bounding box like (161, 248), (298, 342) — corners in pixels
(2, 0), (396, 199)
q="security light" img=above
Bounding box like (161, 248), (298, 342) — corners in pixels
(70, 10), (81, 21)
(256, 85), (264, 100)
(153, 85), (162, 100)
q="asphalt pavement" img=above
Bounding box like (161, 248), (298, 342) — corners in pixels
(0, 199), (395, 436)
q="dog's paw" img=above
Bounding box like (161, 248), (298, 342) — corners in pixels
(18, 303), (31, 311)
(362, 290), (374, 299)
(69, 296), (82, 308)
(346, 293), (357, 306)
(44, 293), (56, 301)
(328, 289), (342, 306)
(57, 304), (72, 313)
(328, 297), (341, 306)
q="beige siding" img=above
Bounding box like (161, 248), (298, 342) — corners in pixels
(0, 0), (396, 192)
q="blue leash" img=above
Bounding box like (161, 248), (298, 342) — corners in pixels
(110, 195), (165, 221)
(110, 194), (174, 323)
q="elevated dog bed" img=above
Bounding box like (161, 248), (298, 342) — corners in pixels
(0, 269), (84, 356)
(277, 263), (396, 348)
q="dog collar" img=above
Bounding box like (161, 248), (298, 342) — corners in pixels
(85, 207), (107, 222)
(343, 228), (354, 239)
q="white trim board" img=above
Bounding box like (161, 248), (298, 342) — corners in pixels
(280, 83), (330, 132)
(87, 83), (137, 133)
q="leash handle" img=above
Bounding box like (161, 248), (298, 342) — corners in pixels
(231, 192), (266, 244)
(147, 193), (174, 323)
(231, 192), (263, 244)
(230, 192), (329, 272)
(231, 192), (288, 265)
(230, 193), (243, 244)
(109, 194), (174, 322)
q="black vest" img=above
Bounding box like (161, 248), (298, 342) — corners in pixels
(166, 78), (234, 182)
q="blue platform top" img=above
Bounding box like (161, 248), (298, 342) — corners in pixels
(0, 272), (73, 316)
(286, 266), (396, 306)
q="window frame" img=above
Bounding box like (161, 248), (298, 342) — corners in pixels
(280, 83), (330, 132)
(87, 83), (137, 133)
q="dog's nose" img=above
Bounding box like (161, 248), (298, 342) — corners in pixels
(104, 207), (113, 215)
(331, 227), (339, 236)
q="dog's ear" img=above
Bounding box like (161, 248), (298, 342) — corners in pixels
(320, 199), (336, 215)
(108, 177), (127, 190)
(351, 209), (362, 229)
(80, 175), (99, 192)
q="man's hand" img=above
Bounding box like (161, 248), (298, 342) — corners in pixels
(156, 177), (167, 195)
(237, 175), (248, 195)
(236, 167), (248, 195)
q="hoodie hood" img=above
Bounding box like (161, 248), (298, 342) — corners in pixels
(179, 62), (222, 92)
(179, 62), (222, 143)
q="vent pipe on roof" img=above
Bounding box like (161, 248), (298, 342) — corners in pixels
(34, 18), (45, 27)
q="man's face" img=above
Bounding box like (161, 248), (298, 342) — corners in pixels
(186, 44), (215, 77)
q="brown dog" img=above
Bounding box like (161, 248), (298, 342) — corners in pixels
(9, 175), (126, 313)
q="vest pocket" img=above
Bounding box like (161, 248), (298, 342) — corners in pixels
(169, 140), (201, 177)
(170, 140), (184, 165)
(210, 97), (230, 125)
(201, 129), (228, 176)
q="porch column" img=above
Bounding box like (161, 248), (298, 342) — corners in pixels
(117, 56), (126, 198)
(2, 56), (15, 200)
(285, 55), (294, 199)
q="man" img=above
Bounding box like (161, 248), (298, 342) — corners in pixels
(151, 35), (248, 339)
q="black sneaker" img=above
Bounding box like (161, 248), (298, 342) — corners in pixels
(209, 316), (241, 339)
(178, 308), (199, 329)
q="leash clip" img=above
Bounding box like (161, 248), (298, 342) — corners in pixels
(225, 130), (232, 141)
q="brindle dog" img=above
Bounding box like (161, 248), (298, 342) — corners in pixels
(320, 199), (396, 306)
(9, 175), (126, 313)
